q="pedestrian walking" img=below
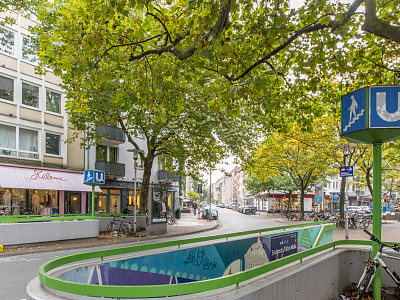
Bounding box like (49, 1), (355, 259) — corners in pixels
(193, 202), (197, 215)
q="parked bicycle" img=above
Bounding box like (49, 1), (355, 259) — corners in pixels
(107, 216), (133, 237)
(167, 211), (178, 225)
(356, 229), (400, 299)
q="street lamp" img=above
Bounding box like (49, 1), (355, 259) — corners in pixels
(128, 148), (144, 233)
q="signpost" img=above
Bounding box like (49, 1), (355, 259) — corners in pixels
(339, 166), (354, 177)
(342, 86), (400, 299)
(83, 169), (105, 217)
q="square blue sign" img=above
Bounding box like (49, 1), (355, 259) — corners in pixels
(84, 169), (105, 185)
(341, 87), (366, 135)
(370, 86), (400, 128)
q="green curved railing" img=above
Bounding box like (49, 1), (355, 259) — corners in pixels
(0, 213), (144, 223)
(38, 222), (345, 298)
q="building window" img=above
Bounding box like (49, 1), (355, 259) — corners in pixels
(22, 36), (38, 64)
(46, 133), (60, 155)
(0, 124), (16, 157)
(22, 82), (39, 108)
(0, 75), (14, 102)
(96, 145), (107, 161)
(109, 147), (117, 163)
(0, 27), (14, 55)
(19, 128), (38, 159)
(96, 145), (118, 162)
(46, 89), (61, 113)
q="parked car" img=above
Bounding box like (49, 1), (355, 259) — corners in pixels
(243, 206), (257, 215)
(219, 204), (226, 208)
(238, 206), (246, 213)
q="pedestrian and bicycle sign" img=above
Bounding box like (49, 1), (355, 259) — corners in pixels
(340, 166), (353, 177)
(342, 86), (400, 144)
(84, 169), (105, 186)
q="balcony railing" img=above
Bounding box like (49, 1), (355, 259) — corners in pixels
(157, 170), (180, 182)
(96, 125), (126, 144)
(95, 161), (125, 178)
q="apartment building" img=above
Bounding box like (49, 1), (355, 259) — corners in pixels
(0, 11), (95, 216)
(84, 130), (181, 217)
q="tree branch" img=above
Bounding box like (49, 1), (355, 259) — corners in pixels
(363, 0), (400, 43)
(129, 0), (232, 61)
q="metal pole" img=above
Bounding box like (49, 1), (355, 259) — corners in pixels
(372, 143), (382, 299)
(91, 185), (95, 217)
(209, 170), (212, 221)
(134, 158), (137, 233)
(344, 145), (349, 240)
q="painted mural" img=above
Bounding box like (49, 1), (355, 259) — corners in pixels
(59, 225), (333, 286)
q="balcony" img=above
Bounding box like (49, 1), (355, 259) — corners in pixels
(95, 161), (125, 179)
(158, 170), (180, 182)
(96, 125), (126, 146)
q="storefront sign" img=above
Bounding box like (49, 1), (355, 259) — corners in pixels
(0, 164), (101, 192)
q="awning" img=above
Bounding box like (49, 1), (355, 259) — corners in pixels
(0, 164), (102, 192)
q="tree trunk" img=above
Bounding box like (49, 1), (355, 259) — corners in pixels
(139, 153), (155, 213)
(300, 188), (305, 216)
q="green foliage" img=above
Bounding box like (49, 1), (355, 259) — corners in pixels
(187, 190), (199, 200)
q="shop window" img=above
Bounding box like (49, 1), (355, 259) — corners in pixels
(98, 194), (107, 213)
(128, 189), (141, 209)
(0, 188), (26, 215)
(22, 35), (38, 64)
(46, 133), (60, 155)
(19, 128), (38, 159)
(0, 27), (15, 56)
(109, 190), (120, 213)
(0, 124), (16, 157)
(22, 82), (39, 108)
(46, 89), (61, 114)
(0, 75), (14, 102)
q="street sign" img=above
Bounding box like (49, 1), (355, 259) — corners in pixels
(341, 86), (400, 144)
(342, 87), (367, 135)
(84, 169), (105, 185)
(370, 86), (400, 128)
(332, 193), (340, 201)
(340, 166), (354, 177)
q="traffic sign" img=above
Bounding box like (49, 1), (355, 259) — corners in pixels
(340, 166), (354, 177)
(84, 169), (105, 185)
(341, 86), (400, 144)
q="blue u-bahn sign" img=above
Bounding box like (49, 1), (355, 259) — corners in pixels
(342, 86), (400, 144)
(84, 169), (105, 186)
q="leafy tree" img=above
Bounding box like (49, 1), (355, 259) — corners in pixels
(187, 190), (199, 202)
(246, 118), (340, 215)
(23, 0), (400, 133)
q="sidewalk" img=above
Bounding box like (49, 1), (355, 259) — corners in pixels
(257, 212), (400, 242)
(0, 212), (218, 257)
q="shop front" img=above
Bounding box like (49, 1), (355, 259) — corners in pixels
(0, 164), (100, 215)
(89, 180), (179, 216)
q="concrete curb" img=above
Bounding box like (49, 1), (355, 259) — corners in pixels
(0, 220), (220, 257)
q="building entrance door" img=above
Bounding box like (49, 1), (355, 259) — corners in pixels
(65, 193), (80, 214)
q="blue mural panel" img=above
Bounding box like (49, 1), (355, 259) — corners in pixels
(59, 225), (333, 286)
